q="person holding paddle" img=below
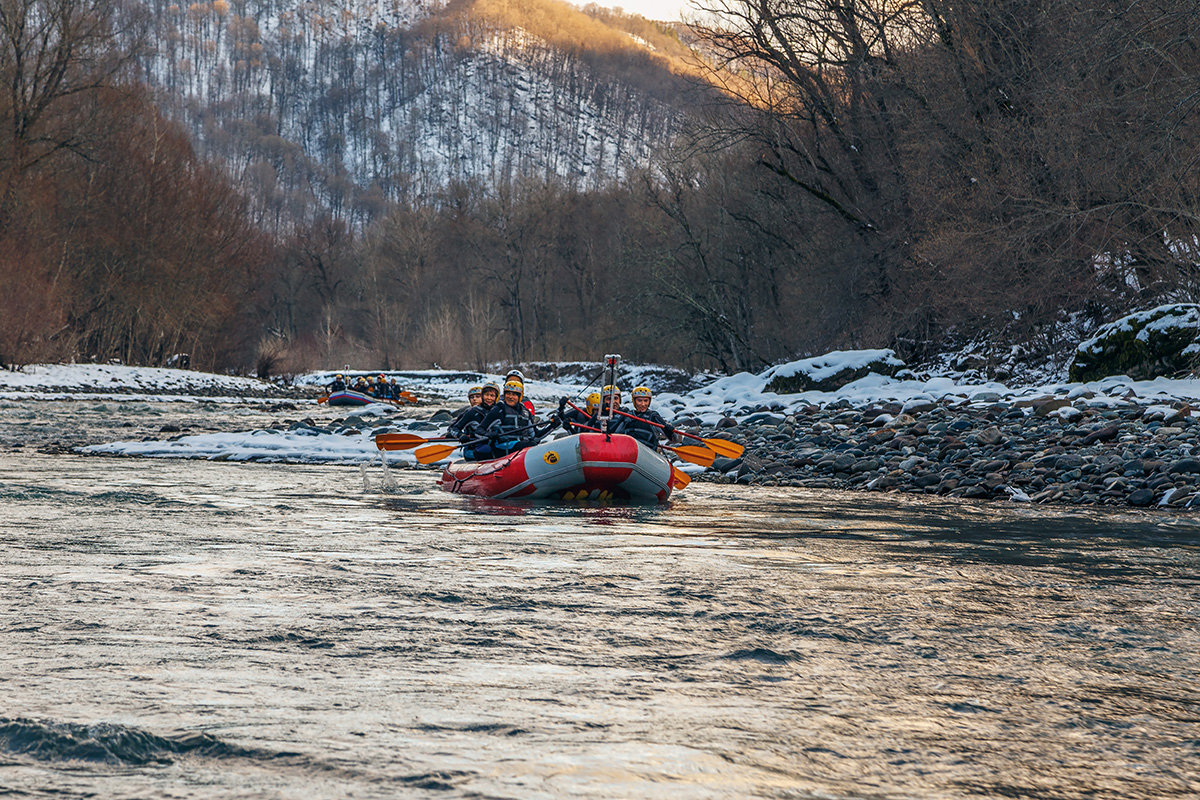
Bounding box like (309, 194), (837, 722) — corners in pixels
(449, 383), (498, 441)
(468, 380), (556, 459)
(613, 386), (676, 450)
(560, 392), (601, 433)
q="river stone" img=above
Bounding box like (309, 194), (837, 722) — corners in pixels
(429, 410), (455, 422)
(716, 416), (739, 429)
(744, 412), (786, 426)
(713, 456), (743, 473)
(1080, 424), (1120, 445)
(1167, 457), (1200, 474)
(1034, 398), (1072, 416)
(736, 455), (764, 479)
(977, 426), (1006, 446)
(1127, 488), (1156, 506)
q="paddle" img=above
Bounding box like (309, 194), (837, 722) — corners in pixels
(662, 443), (716, 467)
(375, 432), (456, 450)
(671, 466), (692, 489)
(609, 407), (745, 459)
(317, 395), (328, 404)
(412, 415), (555, 465)
(564, 416), (715, 468)
(414, 442), (462, 464)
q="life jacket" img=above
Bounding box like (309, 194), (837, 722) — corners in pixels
(616, 409), (667, 448)
(485, 401), (534, 437)
(450, 401), (494, 440)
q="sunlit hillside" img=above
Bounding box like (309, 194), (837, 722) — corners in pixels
(140, 0), (726, 225)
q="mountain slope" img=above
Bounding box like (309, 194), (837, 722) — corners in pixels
(141, 0), (715, 222)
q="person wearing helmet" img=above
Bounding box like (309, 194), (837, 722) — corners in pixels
(599, 384), (622, 415)
(376, 374), (391, 400)
(505, 369), (536, 416)
(560, 391), (601, 433)
(449, 383), (498, 441)
(614, 386), (675, 450)
(467, 386), (483, 407)
(467, 379), (556, 459)
(327, 373), (346, 393)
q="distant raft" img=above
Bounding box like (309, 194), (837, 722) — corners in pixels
(438, 432), (677, 502)
(325, 389), (378, 406)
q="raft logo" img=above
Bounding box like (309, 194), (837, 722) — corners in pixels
(543, 451), (559, 465)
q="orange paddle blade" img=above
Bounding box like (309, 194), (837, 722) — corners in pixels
(671, 466), (691, 489)
(375, 433), (437, 450)
(702, 437), (744, 459)
(665, 444), (715, 468)
(317, 396), (328, 404)
(415, 443), (458, 464)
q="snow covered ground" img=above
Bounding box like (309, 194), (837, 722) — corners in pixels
(8, 355), (1200, 465)
(0, 364), (292, 403)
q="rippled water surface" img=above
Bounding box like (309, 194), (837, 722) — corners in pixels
(2, 401), (1199, 798)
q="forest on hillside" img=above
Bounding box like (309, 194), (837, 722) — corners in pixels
(2, 0), (1199, 376)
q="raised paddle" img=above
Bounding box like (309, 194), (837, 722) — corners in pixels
(608, 407), (745, 459)
(375, 432), (456, 450)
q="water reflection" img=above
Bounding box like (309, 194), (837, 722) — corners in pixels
(0, 448), (1198, 800)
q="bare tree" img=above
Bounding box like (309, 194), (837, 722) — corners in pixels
(0, 0), (145, 191)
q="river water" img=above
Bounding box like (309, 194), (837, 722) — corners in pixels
(1, 401), (1199, 798)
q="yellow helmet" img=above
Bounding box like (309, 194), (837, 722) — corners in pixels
(632, 386), (652, 399)
(468, 385), (482, 397)
(503, 380), (524, 397)
(481, 382), (500, 396)
(602, 384), (621, 396)
(585, 392), (602, 413)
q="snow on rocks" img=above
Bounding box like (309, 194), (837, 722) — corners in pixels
(0, 364), (295, 402)
(1070, 304), (1200, 382)
(80, 414), (430, 466)
(762, 349), (907, 393)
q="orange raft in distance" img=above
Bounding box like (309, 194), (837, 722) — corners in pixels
(437, 432), (679, 503)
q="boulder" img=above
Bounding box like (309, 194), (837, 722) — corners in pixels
(763, 349), (906, 393)
(1070, 304), (1200, 381)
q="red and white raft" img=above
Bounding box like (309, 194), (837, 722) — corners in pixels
(438, 432), (676, 502)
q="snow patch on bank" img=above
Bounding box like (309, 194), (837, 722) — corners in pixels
(0, 364), (279, 401)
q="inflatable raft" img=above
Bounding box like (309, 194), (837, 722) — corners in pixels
(325, 389), (378, 406)
(438, 433), (676, 502)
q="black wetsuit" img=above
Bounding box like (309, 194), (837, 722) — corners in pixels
(463, 401), (556, 460)
(449, 401), (494, 440)
(614, 408), (674, 449)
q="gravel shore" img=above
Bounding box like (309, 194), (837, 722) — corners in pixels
(692, 393), (1200, 509)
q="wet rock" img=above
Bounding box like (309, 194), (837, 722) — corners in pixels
(159, 424), (182, 433)
(744, 412), (786, 425)
(1127, 488), (1156, 506)
(713, 456), (743, 473)
(1080, 425), (1120, 445)
(977, 426), (1006, 446)
(1034, 399), (1072, 416)
(429, 410), (455, 422)
(1167, 457), (1200, 474)
(832, 453), (856, 472)
(716, 416), (739, 429)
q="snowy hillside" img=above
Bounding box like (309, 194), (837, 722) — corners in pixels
(140, 0), (697, 217)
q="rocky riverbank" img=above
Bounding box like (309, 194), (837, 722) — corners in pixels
(693, 394), (1200, 509)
